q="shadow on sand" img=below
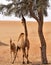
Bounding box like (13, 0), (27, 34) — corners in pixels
(0, 41), (9, 46)
(28, 62), (51, 65)
(14, 61), (41, 65)
(15, 61), (51, 65)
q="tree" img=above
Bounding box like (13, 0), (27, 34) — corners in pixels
(0, 0), (49, 64)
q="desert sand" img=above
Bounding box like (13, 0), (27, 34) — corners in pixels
(0, 21), (51, 65)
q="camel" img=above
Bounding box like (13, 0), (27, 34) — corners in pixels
(10, 39), (16, 63)
(21, 14), (30, 64)
(12, 15), (30, 64)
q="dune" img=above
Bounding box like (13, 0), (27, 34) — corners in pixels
(0, 21), (51, 65)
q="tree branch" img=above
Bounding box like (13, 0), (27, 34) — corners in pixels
(30, 9), (40, 23)
(0, 1), (25, 11)
(0, 4), (6, 10)
(29, 2), (40, 23)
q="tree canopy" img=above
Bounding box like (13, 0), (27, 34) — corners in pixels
(0, 0), (49, 20)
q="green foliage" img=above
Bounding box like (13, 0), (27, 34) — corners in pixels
(36, 0), (49, 16)
(0, 0), (49, 18)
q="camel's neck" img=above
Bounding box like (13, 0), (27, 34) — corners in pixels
(24, 23), (28, 39)
(22, 15), (28, 39)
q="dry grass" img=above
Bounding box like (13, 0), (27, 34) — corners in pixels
(0, 21), (51, 65)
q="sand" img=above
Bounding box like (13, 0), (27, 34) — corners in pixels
(0, 21), (51, 65)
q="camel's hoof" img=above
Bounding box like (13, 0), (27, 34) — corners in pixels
(22, 61), (25, 64)
(12, 61), (14, 64)
(27, 61), (29, 64)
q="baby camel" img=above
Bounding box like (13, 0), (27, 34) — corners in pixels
(10, 39), (16, 63)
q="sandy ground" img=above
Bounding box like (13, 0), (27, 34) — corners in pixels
(0, 21), (51, 65)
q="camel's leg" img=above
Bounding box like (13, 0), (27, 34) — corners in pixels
(12, 52), (17, 64)
(10, 51), (12, 63)
(24, 50), (27, 58)
(22, 48), (29, 64)
(12, 46), (19, 64)
(27, 48), (29, 64)
(22, 52), (25, 64)
(22, 48), (26, 64)
(26, 40), (30, 64)
(22, 46), (29, 64)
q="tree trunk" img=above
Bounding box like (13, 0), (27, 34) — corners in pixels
(38, 10), (48, 64)
(29, 4), (48, 64)
(38, 22), (48, 64)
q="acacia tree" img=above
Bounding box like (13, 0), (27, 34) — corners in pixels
(0, 0), (49, 64)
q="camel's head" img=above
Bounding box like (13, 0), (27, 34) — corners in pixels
(21, 14), (26, 25)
